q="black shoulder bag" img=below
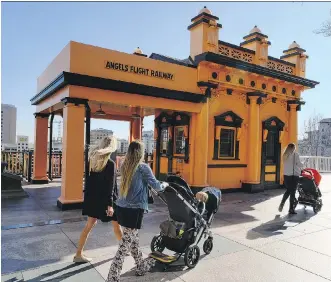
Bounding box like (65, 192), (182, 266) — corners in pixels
(148, 186), (154, 204)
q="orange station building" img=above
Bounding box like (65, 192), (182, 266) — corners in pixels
(30, 7), (319, 209)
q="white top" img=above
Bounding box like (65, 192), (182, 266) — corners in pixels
(283, 152), (304, 176)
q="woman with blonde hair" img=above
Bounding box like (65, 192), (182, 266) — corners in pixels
(107, 140), (164, 282)
(278, 143), (304, 214)
(73, 136), (122, 263)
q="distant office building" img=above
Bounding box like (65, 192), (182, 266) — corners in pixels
(90, 128), (114, 145)
(1, 104), (17, 144)
(1, 143), (17, 152)
(16, 135), (29, 152)
(48, 139), (63, 153)
(299, 118), (331, 157)
(117, 138), (129, 154)
(142, 130), (154, 154)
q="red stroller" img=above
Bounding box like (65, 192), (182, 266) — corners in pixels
(294, 168), (323, 213)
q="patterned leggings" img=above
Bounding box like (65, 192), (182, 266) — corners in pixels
(106, 227), (155, 282)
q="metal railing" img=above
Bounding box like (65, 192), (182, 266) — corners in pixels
(300, 156), (331, 173)
(1, 151), (63, 181)
(1, 151), (153, 181)
(1, 151), (24, 175)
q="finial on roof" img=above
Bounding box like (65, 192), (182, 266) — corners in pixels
(133, 47), (143, 54)
(250, 25), (261, 34)
(289, 41), (300, 49)
(199, 6), (212, 14)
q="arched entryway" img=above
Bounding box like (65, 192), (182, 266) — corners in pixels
(261, 116), (285, 189)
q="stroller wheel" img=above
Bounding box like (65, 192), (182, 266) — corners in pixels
(184, 245), (200, 268)
(203, 238), (213, 255)
(313, 200), (322, 214)
(151, 235), (165, 253)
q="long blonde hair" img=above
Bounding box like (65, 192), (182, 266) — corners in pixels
(88, 136), (117, 172)
(283, 143), (296, 161)
(120, 140), (144, 198)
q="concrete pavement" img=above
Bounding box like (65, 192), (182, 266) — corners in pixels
(2, 174), (331, 281)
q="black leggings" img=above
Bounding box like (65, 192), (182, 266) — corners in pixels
(281, 175), (299, 210)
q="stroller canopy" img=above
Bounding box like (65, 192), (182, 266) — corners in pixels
(301, 168), (322, 186)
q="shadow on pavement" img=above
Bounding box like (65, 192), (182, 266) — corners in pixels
(22, 257), (112, 282)
(246, 208), (316, 240)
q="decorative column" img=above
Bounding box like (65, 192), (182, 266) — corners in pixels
(191, 101), (209, 188)
(57, 97), (87, 210)
(153, 110), (161, 176)
(32, 113), (49, 184)
(132, 118), (142, 140)
(242, 92), (266, 193)
(129, 120), (134, 143)
(287, 100), (305, 146)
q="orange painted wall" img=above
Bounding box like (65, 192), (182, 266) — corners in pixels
(208, 168), (246, 189)
(170, 158), (190, 182)
(69, 41), (201, 94)
(206, 90), (249, 189)
(159, 157), (168, 176)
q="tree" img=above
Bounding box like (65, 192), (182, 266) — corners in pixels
(314, 9), (331, 37)
(299, 112), (324, 156)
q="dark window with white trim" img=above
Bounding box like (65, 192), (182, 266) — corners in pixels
(219, 128), (235, 158)
(213, 111), (243, 160)
(174, 126), (186, 155)
(160, 128), (169, 155)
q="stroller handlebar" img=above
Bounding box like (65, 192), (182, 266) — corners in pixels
(198, 202), (206, 217)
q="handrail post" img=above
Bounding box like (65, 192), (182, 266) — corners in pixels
(48, 113), (55, 180)
(28, 150), (33, 182)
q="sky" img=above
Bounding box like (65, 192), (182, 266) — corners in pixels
(1, 1), (331, 143)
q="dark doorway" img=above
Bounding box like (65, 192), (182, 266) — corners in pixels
(261, 117), (285, 189)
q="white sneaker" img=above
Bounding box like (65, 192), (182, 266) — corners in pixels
(73, 255), (92, 263)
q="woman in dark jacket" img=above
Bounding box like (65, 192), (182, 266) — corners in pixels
(73, 136), (122, 263)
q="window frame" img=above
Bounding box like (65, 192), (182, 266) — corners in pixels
(173, 125), (188, 157)
(159, 127), (169, 156)
(265, 130), (277, 165)
(213, 111), (243, 161)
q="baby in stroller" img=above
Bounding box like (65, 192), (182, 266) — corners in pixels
(196, 187), (222, 221)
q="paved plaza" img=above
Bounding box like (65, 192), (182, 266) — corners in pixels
(2, 174), (331, 281)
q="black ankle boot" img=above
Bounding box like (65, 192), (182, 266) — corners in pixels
(289, 209), (297, 215)
(278, 203), (284, 212)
